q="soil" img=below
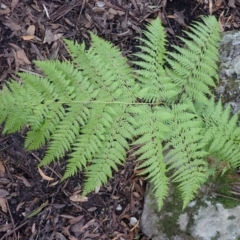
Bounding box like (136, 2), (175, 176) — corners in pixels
(0, 0), (240, 239)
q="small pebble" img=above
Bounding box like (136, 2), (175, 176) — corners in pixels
(96, 1), (105, 7)
(116, 204), (122, 211)
(130, 217), (138, 226)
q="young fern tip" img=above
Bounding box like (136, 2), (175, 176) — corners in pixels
(0, 15), (239, 210)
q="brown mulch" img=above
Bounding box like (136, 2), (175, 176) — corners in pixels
(0, 0), (240, 239)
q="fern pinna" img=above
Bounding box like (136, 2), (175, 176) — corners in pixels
(1, 16), (240, 210)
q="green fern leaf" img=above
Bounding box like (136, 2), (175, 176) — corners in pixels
(0, 15), (231, 211)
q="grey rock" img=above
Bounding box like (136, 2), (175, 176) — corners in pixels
(141, 31), (240, 240)
(216, 31), (240, 113)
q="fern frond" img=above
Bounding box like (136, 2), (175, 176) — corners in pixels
(0, 80), (33, 133)
(0, 16), (226, 210)
(132, 18), (177, 103)
(164, 104), (208, 207)
(166, 16), (220, 104)
(199, 99), (240, 169)
(82, 105), (135, 194)
(133, 105), (173, 209)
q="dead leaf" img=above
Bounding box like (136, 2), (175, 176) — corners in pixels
(111, 195), (120, 200)
(43, 29), (54, 44)
(3, 21), (21, 31)
(79, 219), (95, 232)
(49, 180), (59, 187)
(132, 192), (140, 198)
(53, 33), (63, 41)
(0, 8), (10, 15)
(109, 8), (118, 15)
(92, 7), (105, 13)
(11, 0), (19, 9)
(173, 10), (189, 29)
(0, 197), (7, 213)
(31, 222), (36, 233)
(14, 175), (32, 187)
(0, 160), (5, 174)
(26, 25), (35, 35)
(95, 186), (100, 193)
(16, 201), (25, 211)
(16, 49), (31, 64)
(69, 194), (88, 202)
(87, 207), (97, 212)
(0, 223), (12, 232)
(21, 35), (35, 41)
(0, 189), (9, 197)
(38, 168), (54, 181)
(228, 0), (236, 7)
(68, 236), (78, 240)
(54, 232), (67, 240)
(117, 10), (125, 16)
(60, 214), (75, 219)
(69, 215), (84, 225)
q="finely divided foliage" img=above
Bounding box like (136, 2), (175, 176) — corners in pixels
(1, 16), (240, 209)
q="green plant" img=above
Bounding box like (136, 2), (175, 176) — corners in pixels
(1, 16), (240, 210)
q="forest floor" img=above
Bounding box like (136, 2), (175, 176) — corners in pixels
(0, 0), (240, 239)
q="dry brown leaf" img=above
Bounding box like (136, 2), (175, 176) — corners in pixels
(111, 195), (120, 200)
(132, 192), (140, 198)
(3, 21), (21, 31)
(69, 215), (84, 225)
(228, 0), (236, 7)
(49, 180), (59, 187)
(109, 8), (118, 15)
(31, 222), (36, 233)
(38, 168), (54, 181)
(79, 219), (95, 232)
(117, 10), (125, 16)
(0, 160), (5, 174)
(21, 35), (35, 41)
(173, 10), (188, 29)
(55, 232), (67, 240)
(0, 197), (7, 213)
(69, 194), (88, 202)
(0, 223), (12, 232)
(16, 201), (25, 211)
(11, 0), (19, 9)
(16, 49), (31, 64)
(95, 186), (100, 193)
(92, 7), (105, 13)
(0, 189), (9, 197)
(87, 207), (97, 212)
(0, 8), (10, 15)
(68, 236), (78, 240)
(53, 33), (63, 41)
(60, 214), (75, 219)
(26, 25), (35, 35)
(14, 175), (32, 187)
(43, 29), (54, 44)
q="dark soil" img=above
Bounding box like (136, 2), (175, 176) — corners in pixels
(0, 0), (240, 239)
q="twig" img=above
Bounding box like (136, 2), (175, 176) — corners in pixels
(213, 192), (240, 202)
(5, 198), (16, 239)
(0, 220), (29, 240)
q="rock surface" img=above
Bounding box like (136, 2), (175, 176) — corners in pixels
(216, 31), (240, 112)
(141, 31), (240, 240)
(141, 181), (240, 240)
